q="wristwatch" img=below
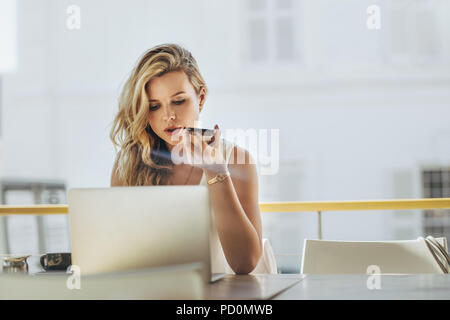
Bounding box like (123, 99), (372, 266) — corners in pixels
(207, 171), (230, 185)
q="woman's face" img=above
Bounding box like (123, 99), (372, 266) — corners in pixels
(146, 70), (205, 150)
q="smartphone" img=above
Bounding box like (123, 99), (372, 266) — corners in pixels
(184, 127), (216, 144)
(184, 127), (215, 136)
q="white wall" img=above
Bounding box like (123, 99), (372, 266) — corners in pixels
(2, 0), (450, 271)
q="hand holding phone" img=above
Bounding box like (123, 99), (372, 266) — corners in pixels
(179, 124), (227, 171)
(184, 127), (216, 143)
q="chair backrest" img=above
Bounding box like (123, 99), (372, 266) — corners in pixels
(301, 237), (448, 274)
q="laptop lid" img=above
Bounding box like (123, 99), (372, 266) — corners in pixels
(68, 186), (212, 283)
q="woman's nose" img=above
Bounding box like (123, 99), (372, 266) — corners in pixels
(162, 105), (176, 121)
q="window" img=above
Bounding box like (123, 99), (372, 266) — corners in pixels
(0, 0), (18, 138)
(0, 0), (17, 73)
(383, 0), (447, 65)
(245, 0), (301, 64)
(422, 168), (450, 239)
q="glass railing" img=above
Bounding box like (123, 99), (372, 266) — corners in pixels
(1, 198), (449, 240)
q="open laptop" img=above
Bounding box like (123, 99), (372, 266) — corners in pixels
(67, 186), (225, 283)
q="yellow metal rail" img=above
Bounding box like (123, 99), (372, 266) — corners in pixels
(1, 198), (449, 215)
(1, 198), (449, 240)
(0, 205), (68, 215)
(259, 198), (450, 212)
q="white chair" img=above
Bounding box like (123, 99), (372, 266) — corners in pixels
(301, 237), (448, 274)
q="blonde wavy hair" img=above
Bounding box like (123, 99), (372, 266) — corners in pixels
(109, 43), (208, 186)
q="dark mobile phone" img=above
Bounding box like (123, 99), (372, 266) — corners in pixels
(185, 127), (215, 136)
(185, 127), (216, 144)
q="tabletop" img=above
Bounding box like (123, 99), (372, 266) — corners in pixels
(273, 274), (450, 300)
(205, 274), (304, 300)
(1, 262), (450, 299)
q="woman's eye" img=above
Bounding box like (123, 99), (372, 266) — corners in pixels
(149, 99), (184, 111)
(173, 99), (185, 105)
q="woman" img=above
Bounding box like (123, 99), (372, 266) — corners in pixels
(109, 43), (272, 275)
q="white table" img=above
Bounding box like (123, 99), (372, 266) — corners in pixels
(273, 274), (450, 299)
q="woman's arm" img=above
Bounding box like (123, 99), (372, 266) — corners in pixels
(204, 146), (263, 274)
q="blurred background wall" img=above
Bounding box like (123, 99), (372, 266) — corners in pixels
(1, 0), (449, 272)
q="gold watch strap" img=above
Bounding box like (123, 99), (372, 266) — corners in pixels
(207, 171), (230, 185)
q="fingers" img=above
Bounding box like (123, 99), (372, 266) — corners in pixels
(192, 131), (204, 154)
(182, 129), (193, 164)
(211, 124), (221, 147)
(182, 130), (204, 165)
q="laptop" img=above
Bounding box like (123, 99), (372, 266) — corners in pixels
(67, 186), (225, 283)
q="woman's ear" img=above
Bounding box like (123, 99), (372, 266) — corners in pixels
(198, 87), (206, 111)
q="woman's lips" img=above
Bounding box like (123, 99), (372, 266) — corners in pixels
(165, 127), (183, 136)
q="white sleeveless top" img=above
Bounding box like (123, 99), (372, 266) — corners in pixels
(200, 139), (277, 274)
